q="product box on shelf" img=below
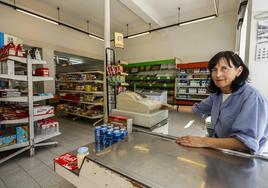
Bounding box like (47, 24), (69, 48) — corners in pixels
(0, 125), (17, 147)
(0, 89), (21, 97)
(34, 118), (59, 135)
(35, 68), (49, 76)
(108, 115), (132, 133)
(34, 105), (54, 116)
(16, 125), (28, 143)
(0, 60), (15, 75)
(0, 32), (23, 49)
(0, 135), (16, 147)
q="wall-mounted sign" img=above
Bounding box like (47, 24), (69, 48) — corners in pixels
(114, 32), (124, 49)
(256, 20), (268, 62)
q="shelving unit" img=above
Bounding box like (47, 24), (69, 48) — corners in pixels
(123, 58), (178, 104)
(105, 48), (129, 115)
(56, 71), (104, 125)
(0, 56), (60, 164)
(175, 62), (210, 105)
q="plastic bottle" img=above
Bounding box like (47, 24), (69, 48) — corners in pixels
(77, 147), (89, 168)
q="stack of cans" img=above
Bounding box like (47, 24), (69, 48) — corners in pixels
(94, 124), (128, 152)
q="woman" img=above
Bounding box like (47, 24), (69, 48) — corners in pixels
(176, 51), (268, 154)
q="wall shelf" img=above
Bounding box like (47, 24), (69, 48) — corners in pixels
(176, 62), (210, 105)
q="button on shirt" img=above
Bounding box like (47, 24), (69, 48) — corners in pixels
(193, 83), (268, 154)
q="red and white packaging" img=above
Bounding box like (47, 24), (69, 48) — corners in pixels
(35, 68), (49, 76)
(34, 105), (54, 116)
(54, 153), (78, 171)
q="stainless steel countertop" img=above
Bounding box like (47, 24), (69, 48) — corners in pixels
(85, 131), (268, 188)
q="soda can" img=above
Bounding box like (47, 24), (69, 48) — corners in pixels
(95, 126), (101, 143)
(106, 129), (113, 146)
(100, 127), (107, 142)
(120, 128), (126, 139)
(107, 125), (113, 129)
(113, 130), (121, 143)
(101, 124), (108, 128)
(113, 126), (120, 131)
(124, 129), (128, 137)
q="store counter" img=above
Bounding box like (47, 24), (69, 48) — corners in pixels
(54, 130), (268, 188)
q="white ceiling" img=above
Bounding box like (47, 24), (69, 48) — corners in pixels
(3, 0), (239, 37)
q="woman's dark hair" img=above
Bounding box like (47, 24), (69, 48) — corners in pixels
(208, 51), (249, 93)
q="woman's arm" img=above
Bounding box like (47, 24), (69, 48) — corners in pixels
(176, 136), (249, 152)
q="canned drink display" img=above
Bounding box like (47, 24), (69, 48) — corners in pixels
(95, 126), (101, 143)
(107, 125), (113, 129)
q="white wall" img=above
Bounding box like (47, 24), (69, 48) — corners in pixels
(245, 0), (268, 98)
(116, 11), (237, 63)
(0, 5), (104, 93)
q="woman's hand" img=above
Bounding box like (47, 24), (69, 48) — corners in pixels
(160, 103), (174, 110)
(176, 136), (207, 148)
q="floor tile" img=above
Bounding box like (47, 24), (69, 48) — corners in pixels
(1, 167), (41, 188)
(28, 164), (64, 188)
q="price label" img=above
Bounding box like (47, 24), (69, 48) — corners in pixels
(147, 77), (150, 80)
(167, 76), (170, 79)
(164, 84), (167, 87)
(141, 77), (143, 80)
(157, 77), (160, 80)
(149, 84), (152, 87)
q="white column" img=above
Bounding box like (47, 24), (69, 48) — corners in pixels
(103, 0), (111, 122)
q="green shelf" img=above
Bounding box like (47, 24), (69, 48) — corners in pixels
(122, 59), (176, 67)
(128, 83), (175, 88)
(126, 76), (176, 81)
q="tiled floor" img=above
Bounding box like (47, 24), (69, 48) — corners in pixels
(0, 110), (206, 188)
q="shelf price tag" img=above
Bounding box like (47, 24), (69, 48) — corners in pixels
(167, 76), (170, 79)
(164, 84), (167, 87)
(157, 77), (160, 80)
(147, 77), (150, 80)
(149, 84), (152, 87)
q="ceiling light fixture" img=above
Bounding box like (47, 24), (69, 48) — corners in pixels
(127, 31), (150, 39)
(69, 59), (83, 65)
(0, 1), (104, 41)
(58, 57), (69, 61)
(179, 15), (217, 26)
(89, 34), (104, 41)
(121, 0), (219, 40)
(16, 8), (59, 25)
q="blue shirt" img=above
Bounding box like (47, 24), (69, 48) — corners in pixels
(193, 83), (268, 154)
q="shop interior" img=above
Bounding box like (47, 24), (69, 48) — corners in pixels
(1, 0), (268, 188)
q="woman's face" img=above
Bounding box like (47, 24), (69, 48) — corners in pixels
(211, 58), (243, 94)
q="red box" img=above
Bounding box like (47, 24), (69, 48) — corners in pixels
(35, 68), (49, 76)
(54, 153), (78, 171)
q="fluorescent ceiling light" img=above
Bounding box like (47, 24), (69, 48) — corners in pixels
(127, 32), (150, 39)
(58, 57), (69, 61)
(70, 59), (83, 65)
(89, 34), (104, 41)
(16, 8), (58, 25)
(180, 15), (216, 26)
